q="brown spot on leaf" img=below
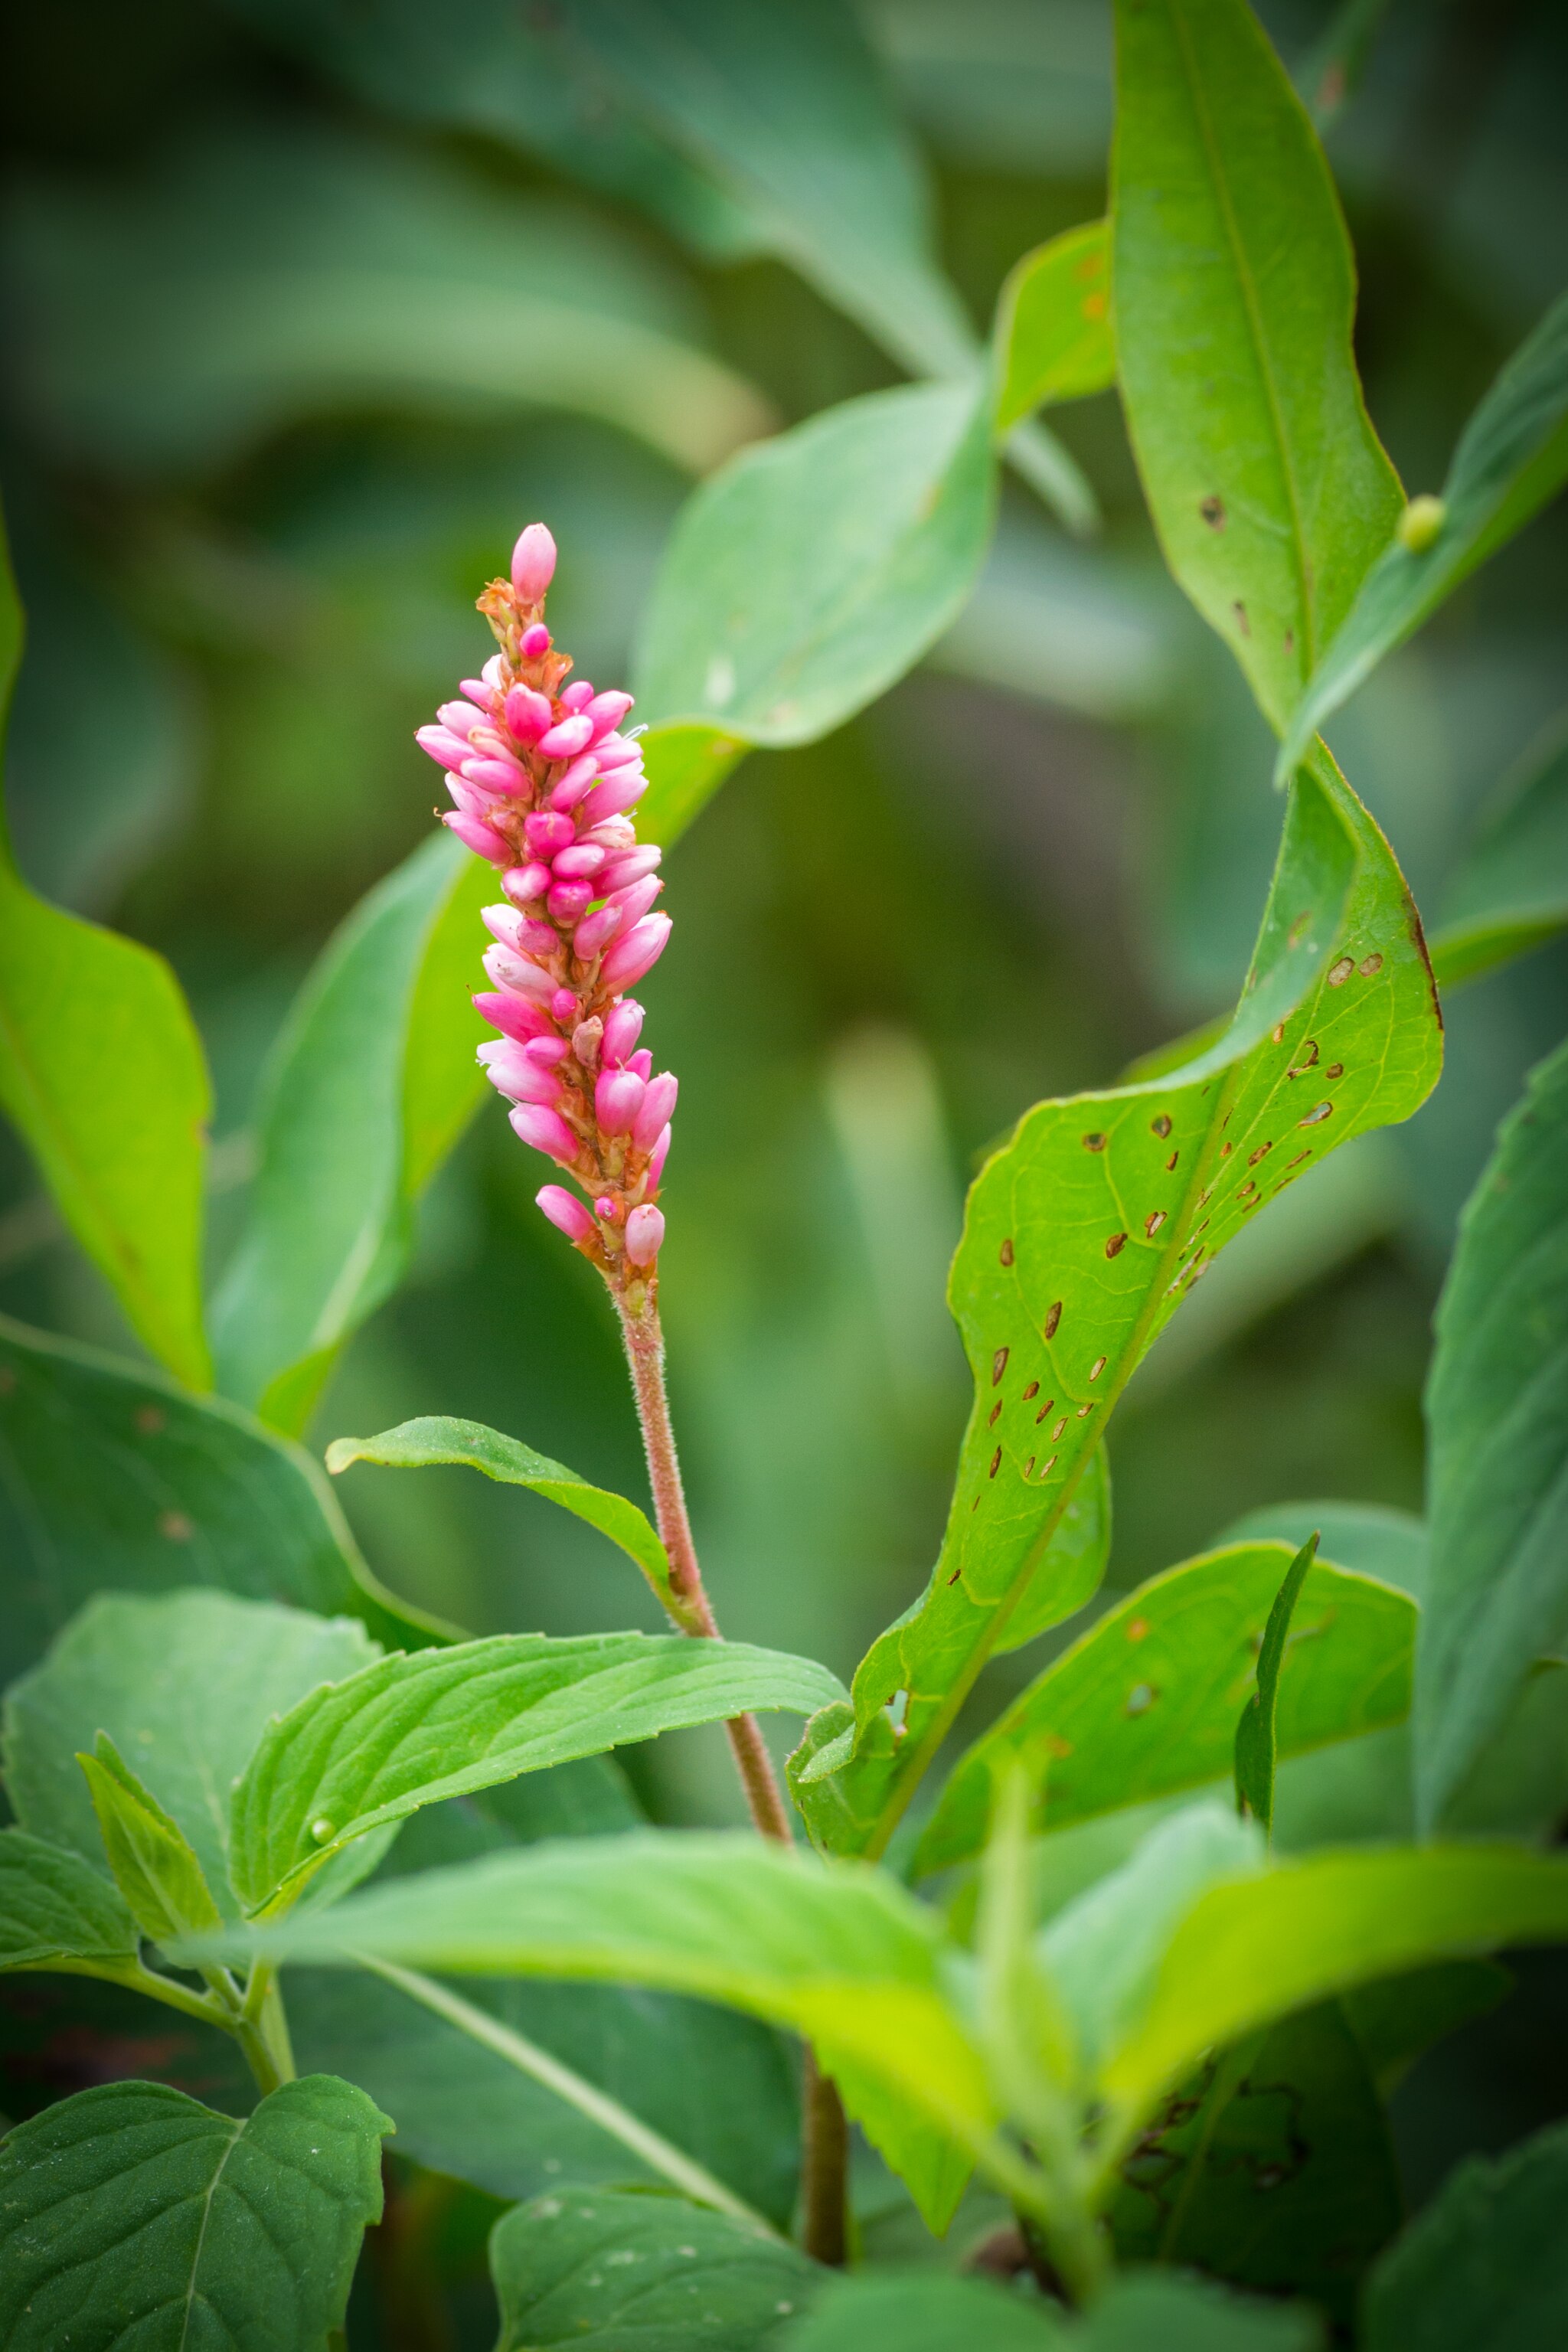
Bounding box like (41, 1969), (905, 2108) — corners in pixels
(1200, 495), (1225, 530)
(989, 1448), (1002, 1478)
(1249, 1142), (1272, 1165)
(1359, 953), (1383, 976)
(1035, 1398), (1055, 1423)
(1106, 1232), (1127, 1258)
(1151, 1115), (1172, 1138)
(999, 1236), (1014, 1267)
(1325, 1062), (1344, 1080)
(158, 1511), (193, 1543)
(991, 1347), (1009, 1386)
(1127, 1617), (1150, 1643)
(1023, 1380), (1039, 1400)
(1145, 1209), (1167, 1236)
(1233, 599), (1251, 637)
(1327, 956), (1354, 987)
(1045, 1301), (1062, 1339)
(1090, 1355), (1108, 1380)
(1083, 1132), (1107, 1152)
(1166, 1150), (1180, 1171)
(1271, 1022), (1285, 1044)
(988, 1401), (1002, 1427)
(1298, 1102), (1333, 1126)
(136, 1405), (165, 1435)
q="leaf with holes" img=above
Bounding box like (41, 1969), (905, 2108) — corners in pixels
(0, 1827), (140, 1978)
(230, 1631), (845, 1915)
(1428, 709), (1568, 988)
(1110, 0), (1402, 735)
(791, 750), (1439, 1861)
(0, 2075), (389, 2352)
(915, 1541), (1414, 1879)
(1364, 2115), (1568, 2352)
(1233, 1534), (1318, 1834)
(995, 220), (1115, 433)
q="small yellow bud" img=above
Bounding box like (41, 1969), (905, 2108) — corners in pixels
(1396, 494), (1446, 554)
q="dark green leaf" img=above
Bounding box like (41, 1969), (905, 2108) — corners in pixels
(1429, 708), (1568, 988)
(489, 2186), (817, 2352)
(1111, 0), (1402, 733)
(1234, 1534), (1318, 1833)
(1277, 294), (1568, 781)
(779, 2269), (1321, 2351)
(1364, 2116), (1568, 2352)
(0, 1827), (139, 1975)
(78, 1734), (224, 1943)
(1340, 1960), (1510, 2096)
(0, 2074), (389, 2351)
(994, 220), (1115, 433)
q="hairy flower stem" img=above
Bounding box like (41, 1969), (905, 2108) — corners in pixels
(616, 1291), (850, 2260)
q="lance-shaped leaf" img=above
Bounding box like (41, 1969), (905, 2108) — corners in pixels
(994, 221), (1115, 433)
(1233, 1533), (1317, 1833)
(1277, 293), (1568, 782)
(0, 1828), (140, 1977)
(489, 2187), (816, 2352)
(78, 1734), (224, 1945)
(1364, 2115), (1568, 2352)
(1428, 708), (1568, 989)
(326, 1416), (677, 1615)
(0, 532), (211, 1390)
(916, 1541), (1414, 1878)
(633, 380), (998, 844)
(0, 2075), (389, 2352)
(1110, 0), (1402, 735)
(793, 750), (1439, 1860)
(230, 1632), (846, 1915)
(1417, 1037), (1568, 1829)
(0, 1312), (445, 1687)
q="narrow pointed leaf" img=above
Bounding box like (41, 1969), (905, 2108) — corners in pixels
(1277, 294), (1568, 782)
(1364, 2116), (1568, 2352)
(994, 220), (1115, 433)
(1428, 708), (1568, 988)
(78, 1734), (224, 1944)
(1111, 0), (1402, 733)
(1233, 1533), (1318, 1832)
(0, 1828), (139, 1975)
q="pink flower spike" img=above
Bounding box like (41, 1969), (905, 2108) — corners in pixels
(524, 809), (576, 857)
(511, 522), (557, 603)
(600, 999), (645, 1063)
(438, 700), (488, 737)
(599, 913), (671, 991)
(551, 842), (606, 880)
(600, 845), (662, 893)
(632, 1070), (678, 1150)
(560, 680), (595, 713)
(538, 713), (595, 761)
(460, 677), (498, 709)
(416, 725), (472, 773)
(626, 1049), (653, 1082)
(444, 773), (492, 820)
(520, 622), (550, 658)
(482, 903), (525, 951)
(648, 1123), (672, 1186)
(480, 1044), (562, 1106)
(504, 861), (553, 904)
(606, 874), (663, 930)
(444, 811), (514, 864)
(596, 1067), (646, 1135)
(582, 772), (648, 827)
(550, 986), (580, 1022)
(586, 690), (635, 738)
(524, 1035), (571, 1066)
(547, 880), (594, 926)
(594, 733), (642, 769)
(473, 989), (551, 1044)
(573, 902), (625, 960)
(484, 944), (554, 1001)
(510, 1102), (578, 1163)
(624, 1204), (665, 1267)
(463, 756), (528, 795)
(537, 1184), (596, 1244)
(504, 684), (553, 744)
(549, 753), (599, 810)
(594, 1194), (620, 1222)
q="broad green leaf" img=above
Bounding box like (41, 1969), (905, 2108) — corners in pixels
(2, 1589), (379, 1917)
(1218, 1499), (1427, 1600)
(632, 381), (998, 843)
(0, 533), (211, 1389)
(1340, 1960), (1511, 2097)
(1233, 1534), (1317, 1833)
(995, 221), (1115, 433)
(916, 1543), (1413, 1878)
(1364, 2116), (1568, 2352)
(78, 1735), (223, 1945)
(0, 1312), (445, 1687)
(0, 2074), (389, 2351)
(325, 1416), (678, 1614)
(231, 1630), (846, 1914)
(489, 2187), (817, 2352)
(1418, 1037), (1568, 1828)
(797, 751), (1439, 1860)
(7, 121), (771, 478)
(1110, 0), (1402, 733)
(782, 2269), (1320, 2351)
(210, 832), (491, 1434)
(1428, 709), (1568, 988)
(1276, 294), (1568, 782)
(0, 1828), (139, 1976)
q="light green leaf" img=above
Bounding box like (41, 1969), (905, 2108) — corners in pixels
(1110, 0), (1402, 733)
(795, 750), (1439, 1861)
(1418, 1037), (1568, 1828)
(1428, 708), (1568, 988)
(231, 1630), (846, 1915)
(2, 1589), (379, 1917)
(325, 1416), (677, 1615)
(0, 531), (211, 1389)
(7, 121), (771, 479)
(210, 832), (491, 1435)
(1277, 293), (1568, 782)
(994, 221), (1115, 433)
(1364, 2116), (1568, 2352)
(0, 2075), (390, 2352)
(1233, 1534), (1318, 1834)
(78, 1734), (224, 1944)
(916, 1541), (1413, 1878)
(782, 2268), (1320, 2351)
(490, 2187), (817, 2352)
(0, 1827), (139, 1975)
(0, 1312), (446, 1689)
(632, 381), (998, 844)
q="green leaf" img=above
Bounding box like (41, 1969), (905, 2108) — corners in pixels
(1276, 293), (1568, 782)
(1340, 1960), (1511, 2097)
(325, 1415), (678, 1615)
(0, 531), (211, 1390)
(1233, 1534), (1318, 1834)
(2, 1589), (380, 1917)
(1217, 1499), (1427, 1599)
(1364, 2116), (1568, 2352)
(8, 120), (771, 479)
(0, 2074), (390, 2351)
(1419, 1037), (1568, 1828)
(0, 1827), (139, 1975)
(0, 1311), (446, 1688)
(230, 1630), (846, 1915)
(1428, 708), (1568, 988)
(632, 381), (998, 844)
(781, 2269), (1321, 2351)
(994, 221), (1115, 433)
(1110, 0), (1403, 734)
(78, 1735), (224, 1945)
(489, 2186), (817, 2352)
(210, 832), (491, 1434)
(916, 1541), (1413, 1877)
(796, 750), (1439, 1860)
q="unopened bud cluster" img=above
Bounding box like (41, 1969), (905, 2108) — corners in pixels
(417, 523), (673, 1284)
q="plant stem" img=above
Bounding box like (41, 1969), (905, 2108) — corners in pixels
(800, 2054), (849, 2265)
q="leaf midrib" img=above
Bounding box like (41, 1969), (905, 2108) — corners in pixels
(178, 2114), (245, 2352)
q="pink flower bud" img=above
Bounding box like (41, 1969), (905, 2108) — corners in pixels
(582, 771), (648, 826)
(482, 655), (506, 693)
(511, 522), (557, 603)
(573, 1018), (603, 1069)
(479, 1042), (562, 1106)
(624, 1204), (665, 1266)
(524, 810), (576, 857)
(462, 755), (528, 796)
(550, 753), (599, 810)
(599, 845), (662, 893)
(444, 811), (513, 864)
(551, 843), (606, 880)
(550, 986), (580, 1022)
(483, 944), (554, 1001)
(596, 1067), (646, 1134)
(586, 691), (635, 738)
(460, 676), (497, 708)
(444, 772), (492, 819)
(482, 903), (524, 951)
(416, 725), (472, 773)
(594, 733), (642, 769)
(606, 874), (663, 930)
(473, 989), (552, 1044)
(439, 699), (488, 737)
(573, 902), (625, 960)
(504, 861), (553, 903)
(627, 1050), (653, 1081)
(599, 913), (671, 991)
(648, 1124), (672, 1186)
(600, 999), (645, 1063)
(524, 1034), (570, 1065)
(560, 680), (595, 713)
(594, 1194), (619, 1222)
(537, 1184), (596, 1244)
(510, 1102), (578, 1163)
(538, 714), (595, 761)
(504, 684), (554, 744)
(520, 622), (550, 657)
(547, 879), (593, 926)
(632, 1071), (678, 1150)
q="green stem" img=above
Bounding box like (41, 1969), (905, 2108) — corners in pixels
(975, 2133), (1109, 2308)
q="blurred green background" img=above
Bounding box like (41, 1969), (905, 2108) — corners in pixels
(2, 0), (1566, 2216)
